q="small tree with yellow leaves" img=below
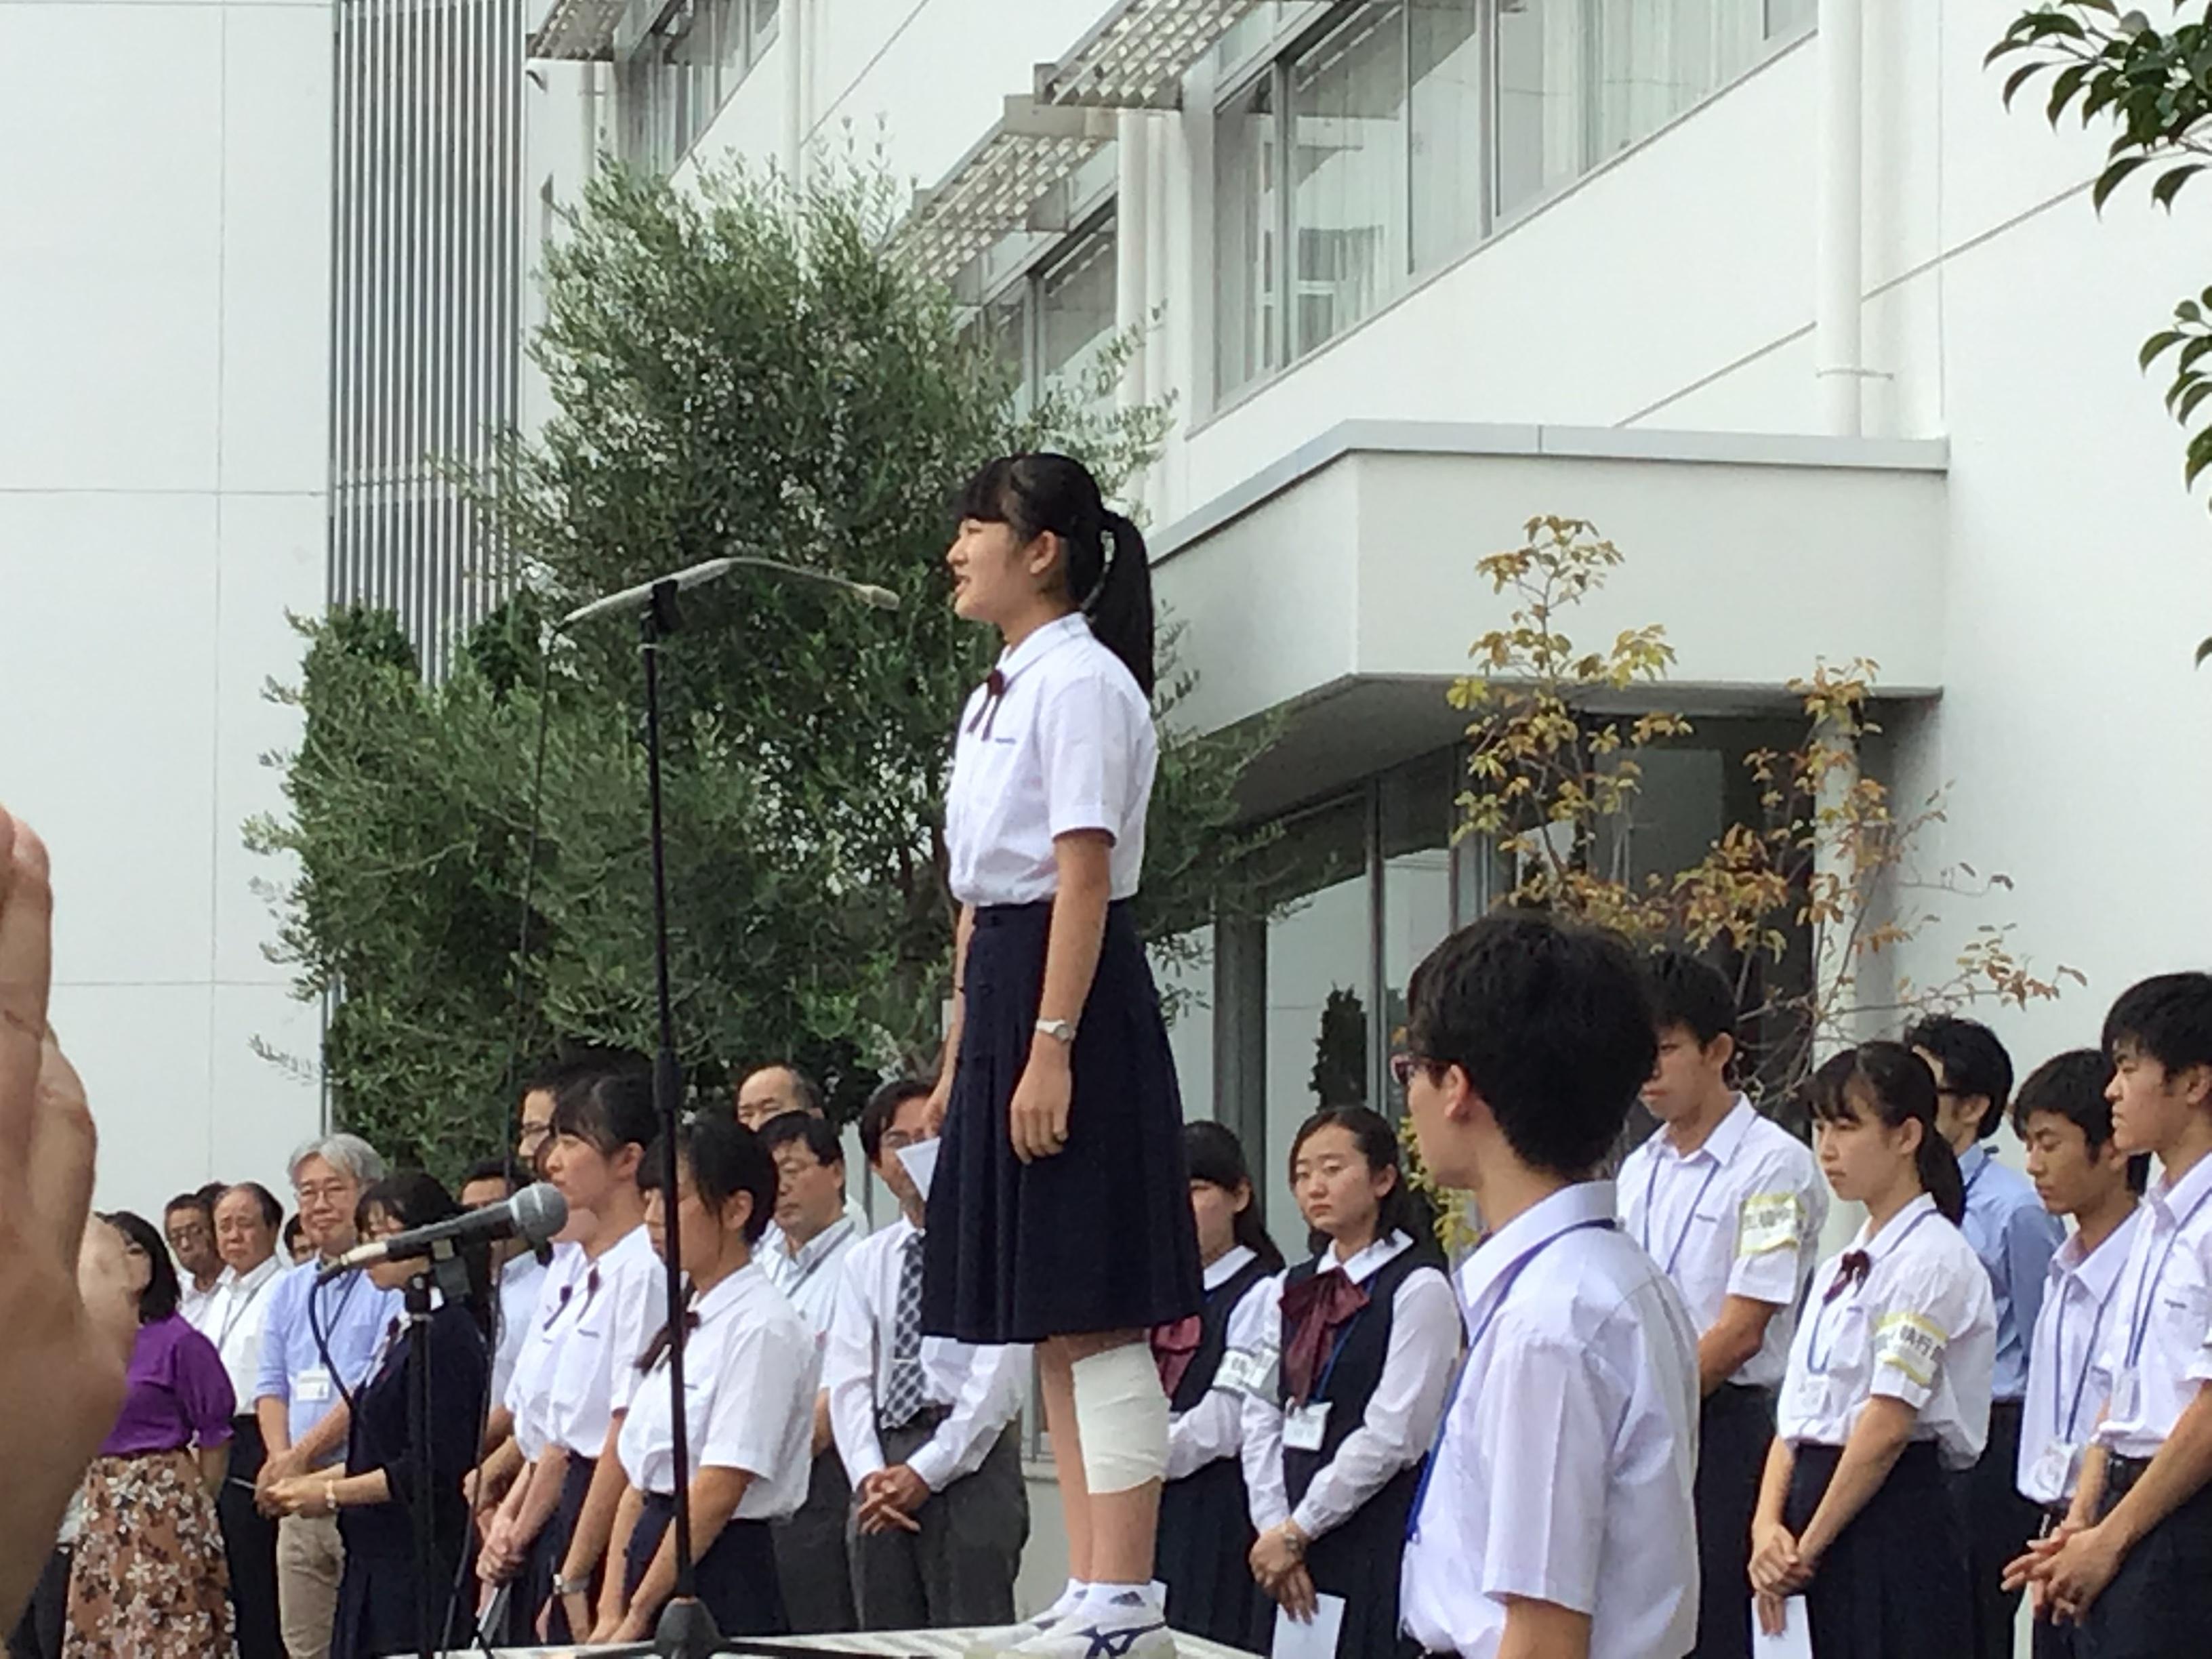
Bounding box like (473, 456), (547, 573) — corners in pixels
(1410, 517), (2081, 1245)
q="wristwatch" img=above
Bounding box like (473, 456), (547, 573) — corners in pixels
(1035, 1017), (1078, 1046)
(552, 1574), (591, 1598)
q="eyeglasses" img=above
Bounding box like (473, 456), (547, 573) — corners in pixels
(1389, 1054), (1433, 1090)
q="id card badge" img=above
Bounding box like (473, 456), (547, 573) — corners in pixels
(295, 1367), (333, 1405)
(1282, 1401), (1332, 1452)
(2032, 1440), (2075, 1499)
(2110, 1368), (2142, 1423)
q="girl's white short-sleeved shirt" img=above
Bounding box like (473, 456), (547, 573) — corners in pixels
(945, 613), (1155, 908)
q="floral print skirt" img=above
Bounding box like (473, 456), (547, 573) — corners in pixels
(64, 1449), (237, 1659)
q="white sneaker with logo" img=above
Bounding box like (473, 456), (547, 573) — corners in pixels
(1005, 1586), (1175, 1659)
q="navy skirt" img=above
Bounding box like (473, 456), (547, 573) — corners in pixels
(922, 899), (1202, 1343)
(1785, 1440), (1968, 1659)
(623, 1498), (787, 1637)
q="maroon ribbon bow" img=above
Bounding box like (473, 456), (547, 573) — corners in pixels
(1150, 1315), (1204, 1397)
(1279, 1269), (1370, 1408)
(1824, 1248), (1872, 1304)
(965, 668), (1010, 737)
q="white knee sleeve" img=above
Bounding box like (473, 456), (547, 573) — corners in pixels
(1071, 1343), (1170, 1494)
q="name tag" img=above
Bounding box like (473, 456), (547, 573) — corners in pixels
(295, 1368), (333, 1405)
(1737, 1193), (1802, 1257)
(1282, 1401), (1331, 1452)
(2111, 1368), (2142, 1422)
(2032, 1440), (2076, 1498)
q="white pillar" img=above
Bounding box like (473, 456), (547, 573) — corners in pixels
(1115, 110), (1150, 415)
(1816, 0), (1863, 436)
(781, 0), (804, 188)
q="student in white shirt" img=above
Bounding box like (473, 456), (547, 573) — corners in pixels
(757, 1110), (865, 1633)
(482, 1057), (658, 1645)
(2007, 1048), (2146, 1659)
(1242, 1107), (1458, 1659)
(1755, 1042), (1996, 1659)
(828, 1080), (1029, 1631)
(207, 1181), (289, 1659)
(1399, 912), (1702, 1659)
(586, 1115), (819, 1642)
(922, 454), (1202, 1658)
(459, 1157), (550, 1419)
(1152, 1122), (1281, 1651)
(2007, 972), (2212, 1652)
(1619, 949), (1828, 1659)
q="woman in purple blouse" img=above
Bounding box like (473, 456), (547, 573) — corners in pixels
(62, 1210), (239, 1659)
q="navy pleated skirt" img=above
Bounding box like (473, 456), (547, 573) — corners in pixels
(1785, 1440), (1968, 1659)
(922, 899), (1202, 1344)
(623, 1499), (787, 1637)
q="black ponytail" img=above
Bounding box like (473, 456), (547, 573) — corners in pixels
(1809, 1042), (1967, 1225)
(1184, 1120), (1285, 1273)
(953, 453), (1156, 696)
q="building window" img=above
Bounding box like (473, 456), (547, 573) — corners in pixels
(967, 204), (1120, 416)
(615, 0), (781, 176)
(1215, 0), (1813, 403)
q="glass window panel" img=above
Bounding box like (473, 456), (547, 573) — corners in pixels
(1290, 2), (1407, 357)
(1153, 925), (1216, 1125)
(1263, 796), (1372, 1241)
(1380, 754), (1454, 1112)
(1592, 0), (1721, 158)
(1038, 214), (1118, 398)
(752, 0), (779, 60)
(1214, 73), (1280, 401)
(1765, 0), (1816, 41)
(1494, 0), (1586, 221)
(1409, 0), (1483, 269)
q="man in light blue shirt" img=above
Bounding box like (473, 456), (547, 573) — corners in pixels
(1906, 1015), (2064, 1659)
(250, 1134), (398, 1659)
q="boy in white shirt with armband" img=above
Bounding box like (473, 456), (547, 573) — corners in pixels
(1399, 912), (1702, 1659)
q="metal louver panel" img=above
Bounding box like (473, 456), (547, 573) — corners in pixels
(330, 0), (526, 681)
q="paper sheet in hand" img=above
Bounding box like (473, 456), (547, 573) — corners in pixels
(1750, 1597), (1812, 1659)
(897, 1139), (941, 1202)
(1270, 1595), (1346, 1659)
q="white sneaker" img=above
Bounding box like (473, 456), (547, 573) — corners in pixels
(1007, 1591), (1175, 1659)
(964, 1584), (1088, 1654)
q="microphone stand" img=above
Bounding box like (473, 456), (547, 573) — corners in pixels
(406, 1247), (475, 1659)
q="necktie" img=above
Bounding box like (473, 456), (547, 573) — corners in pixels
(882, 1231), (928, 1429)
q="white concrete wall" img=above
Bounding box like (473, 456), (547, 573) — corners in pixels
(0, 0), (332, 1217)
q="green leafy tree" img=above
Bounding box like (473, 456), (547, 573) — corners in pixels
(249, 154), (1273, 1175)
(1309, 987), (1369, 1109)
(1989, 2), (2212, 661)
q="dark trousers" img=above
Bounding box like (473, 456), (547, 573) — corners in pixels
(1954, 1398), (2042, 1659)
(220, 1414), (286, 1659)
(773, 1446), (857, 1634)
(2028, 1502), (2077, 1659)
(2077, 1453), (2212, 1659)
(848, 1419), (1027, 1631)
(4, 1551), (67, 1659)
(1692, 1383), (1774, 1659)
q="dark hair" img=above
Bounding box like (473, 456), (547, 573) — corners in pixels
(356, 1171), (495, 1329)
(955, 453), (1155, 696)
(550, 1053), (657, 1161)
(1902, 1014), (2014, 1141)
(2103, 973), (2212, 1081)
(861, 1078), (932, 1166)
(1184, 1121), (1284, 1273)
(194, 1181), (228, 1210)
(644, 1116), (779, 1246)
(106, 1211), (181, 1324)
(165, 1191), (215, 1227)
(758, 1111), (843, 1168)
(1645, 949), (1737, 1049)
(460, 1158), (516, 1193)
(2013, 1048), (2150, 1195)
(1809, 1042), (1966, 1224)
(739, 1065), (824, 1118)
(283, 1214), (306, 1251)
(1407, 912), (1657, 1178)
(1288, 1106), (1434, 1254)
(222, 1182), (285, 1231)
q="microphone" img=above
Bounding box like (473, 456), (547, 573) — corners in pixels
(319, 1183), (568, 1281)
(559, 554), (902, 628)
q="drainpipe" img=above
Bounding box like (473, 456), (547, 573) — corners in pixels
(1115, 110), (1150, 415)
(1816, 0), (1863, 436)
(781, 0), (804, 188)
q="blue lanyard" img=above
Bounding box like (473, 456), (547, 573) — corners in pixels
(1639, 1154), (1723, 1279)
(2121, 1185), (2212, 1372)
(1962, 1154), (1990, 1208)
(2052, 1267), (2117, 1446)
(1803, 1208), (1939, 1376)
(1309, 1307), (1368, 1404)
(1404, 1217), (1617, 1542)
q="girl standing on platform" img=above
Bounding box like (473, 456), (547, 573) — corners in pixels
(1152, 1122), (1282, 1650)
(923, 453), (1203, 1659)
(588, 1115), (817, 1643)
(267, 1173), (493, 1659)
(1241, 1107), (1459, 1659)
(1753, 1042), (1996, 1659)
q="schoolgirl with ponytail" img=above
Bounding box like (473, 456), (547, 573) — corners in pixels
(921, 453), (1203, 1659)
(1238, 1107), (1458, 1659)
(1753, 1042), (1998, 1659)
